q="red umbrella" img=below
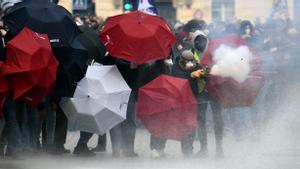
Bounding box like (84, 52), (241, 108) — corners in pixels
(100, 11), (176, 64)
(0, 61), (11, 119)
(0, 61), (11, 96)
(201, 34), (265, 108)
(4, 27), (59, 107)
(137, 75), (198, 141)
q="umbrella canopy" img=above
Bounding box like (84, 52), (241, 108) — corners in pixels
(137, 74), (198, 140)
(60, 64), (131, 135)
(201, 34), (265, 108)
(52, 39), (89, 98)
(78, 25), (107, 61)
(100, 11), (176, 65)
(0, 61), (11, 97)
(0, 61), (11, 119)
(4, 27), (58, 107)
(3, 2), (81, 48)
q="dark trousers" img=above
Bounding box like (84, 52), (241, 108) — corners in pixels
(77, 131), (93, 145)
(110, 124), (122, 154)
(197, 93), (223, 150)
(53, 104), (68, 148)
(150, 132), (195, 155)
(36, 99), (56, 149)
(97, 134), (106, 150)
(77, 124), (121, 154)
(2, 97), (22, 154)
(121, 93), (136, 154)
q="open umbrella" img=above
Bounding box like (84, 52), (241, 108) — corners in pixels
(4, 27), (58, 107)
(52, 39), (89, 98)
(0, 61), (11, 119)
(60, 64), (131, 135)
(0, 61), (11, 97)
(78, 25), (107, 61)
(3, 1), (81, 48)
(201, 34), (265, 108)
(100, 11), (176, 64)
(137, 74), (198, 140)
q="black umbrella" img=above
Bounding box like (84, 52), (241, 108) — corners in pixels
(78, 25), (107, 61)
(3, 2), (81, 47)
(53, 39), (89, 98)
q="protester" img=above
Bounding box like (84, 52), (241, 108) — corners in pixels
(150, 50), (199, 158)
(0, 0), (298, 162)
(186, 22), (225, 158)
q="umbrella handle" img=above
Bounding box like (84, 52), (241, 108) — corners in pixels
(87, 59), (95, 66)
(119, 102), (128, 110)
(1, 37), (5, 47)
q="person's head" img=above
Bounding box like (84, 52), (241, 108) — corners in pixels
(239, 20), (253, 36)
(183, 19), (206, 33)
(188, 30), (209, 53)
(179, 50), (197, 70)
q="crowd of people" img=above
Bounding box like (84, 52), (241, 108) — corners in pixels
(0, 0), (299, 161)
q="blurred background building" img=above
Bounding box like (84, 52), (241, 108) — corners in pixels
(58, 0), (298, 23)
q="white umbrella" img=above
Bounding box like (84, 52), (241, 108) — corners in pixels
(60, 64), (131, 135)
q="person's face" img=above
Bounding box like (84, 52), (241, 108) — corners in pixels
(183, 59), (196, 70)
(245, 28), (251, 35)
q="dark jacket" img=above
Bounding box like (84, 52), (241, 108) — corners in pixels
(134, 60), (167, 100)
(171, 57), (199, 97)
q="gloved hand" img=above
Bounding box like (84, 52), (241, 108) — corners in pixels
(191, 69), (205, 78)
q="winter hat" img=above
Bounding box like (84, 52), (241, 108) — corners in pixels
(0, 0), (22, 13)
(183, 19), (205, 33)
(181, 50), (194, 60)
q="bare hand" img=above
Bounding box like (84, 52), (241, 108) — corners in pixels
(0, 29), (7, 36)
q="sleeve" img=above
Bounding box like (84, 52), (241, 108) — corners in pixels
(200, 45), (212, 66)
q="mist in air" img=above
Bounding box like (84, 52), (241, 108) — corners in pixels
(1, 0), (300, 169)
(211, 45), (252, 82)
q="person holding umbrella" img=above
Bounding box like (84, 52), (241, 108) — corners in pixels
(149, 50), (200, 158)
(99, 11), (176, 157)
(0, 20), (20, 158)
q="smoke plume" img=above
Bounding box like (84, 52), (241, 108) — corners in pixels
(210, 44), (252, 82)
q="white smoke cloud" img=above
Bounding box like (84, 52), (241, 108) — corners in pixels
(210, 44), (252, 83)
